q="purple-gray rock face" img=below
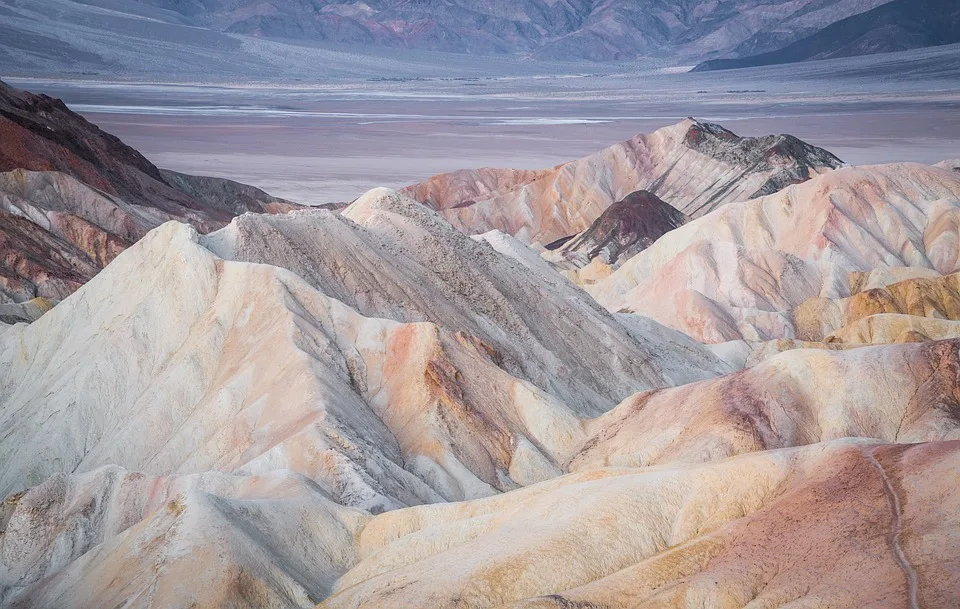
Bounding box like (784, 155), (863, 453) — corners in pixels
(693, 0), (960, 71)
(97, 0), (894, 61)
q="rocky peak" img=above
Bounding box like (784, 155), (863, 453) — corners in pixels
(677, 118), (845, 213)
(561, 190), (688, 266)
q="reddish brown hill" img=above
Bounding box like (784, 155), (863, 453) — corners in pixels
(0, 79), (299, 305)
(559, 190), (688, 265)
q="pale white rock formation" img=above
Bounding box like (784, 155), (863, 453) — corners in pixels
(0, 190), (729, 513)
(5, 151), (960, 609)
(0, 221), (438, 511)
(9, 440), (959, 609)
(936, 158), (960, 172)
(589, 163), (960, 343)
(826, 313), (960, 344)
(203, 188), (728, 410)
(3, 206), (960, 607)
(704, 338), (754, 369)
(0, 467), (368, 608)
(853, 265), (944, 291)
(708, 337), (855, 369)
(320, 439), (960, 609)
(571, 339), (960, 471)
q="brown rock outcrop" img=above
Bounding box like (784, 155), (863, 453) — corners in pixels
(558, 189), (688, 266)
(0, 80), (300, 304)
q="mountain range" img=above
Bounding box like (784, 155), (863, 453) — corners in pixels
(693, 0), (960, 71)
(130, 0), (895, 60)
(2, 0), (948, 70)
(0, 80), (959, 608)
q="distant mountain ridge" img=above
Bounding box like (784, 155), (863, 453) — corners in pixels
(15, 0), (893, 63)
(693, 0), (960, 71)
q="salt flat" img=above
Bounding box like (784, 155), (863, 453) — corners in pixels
(5, 44), (959, 206)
